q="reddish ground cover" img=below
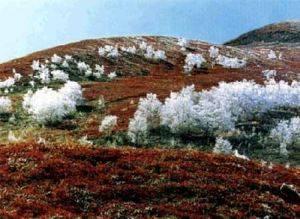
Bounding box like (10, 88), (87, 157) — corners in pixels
(0, 143), (299, 218)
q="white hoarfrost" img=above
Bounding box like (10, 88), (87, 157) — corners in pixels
(216, 55), (246, 68)
(22, 81), (83, 124)
(0, 77), (16, 89)
(177, 37), (188, 50)
(99, 115), (118, 134)
(98, 45), (119, 58)
(161, 85), (200, 133)
(233, 150), (249, 160)
(270, 117), (300, 155)
(0, 97), (12, 113)
(267, 50), (277, 59)
(94, 64), (105, 79)
(121, 46), (137, 54)
(213, 137), (233, 154)
(128, 93), (162, 144)
(108, 71), (117, 80)
(144, 45), (166, 60)
(77, 61), (90, 72)
(51, 70), (69, 82)
(128, 80), (300, 139)
(209, 46), (219, 59)
(262, 69), (277, 80)
(138, 41), (166, 60)
(184, 53), (206, 73)
(51, 54), (63, 64)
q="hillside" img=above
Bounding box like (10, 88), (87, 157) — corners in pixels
(0, 36), (299, 217)
(0, 143), (299, 218)
(225, 21), (300, 46)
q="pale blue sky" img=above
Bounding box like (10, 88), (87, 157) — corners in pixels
(0, 0), (299, 63)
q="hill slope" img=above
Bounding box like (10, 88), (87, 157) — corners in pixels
(0, 36), (299, 217)
(225, 21), (300, 46)
(0, 143), (299, 218)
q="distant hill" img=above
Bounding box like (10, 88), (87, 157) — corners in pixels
(225, 21), (300, 46)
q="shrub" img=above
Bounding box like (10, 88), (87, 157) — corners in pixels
(22, 81), (83, 124)
(209, 46), (219, 59)
(216, 55), (246, 68)
(51, 54), (63, 64)
(0, 97), (12, 113)
(161, 85), (200, 133)
(267, 50), (277, 59)
(144, 46), (166, 60)
(108, 72), (117, 80)
(262, 69), (277, 80)
(177, 37), (188, 49)
(98, 95), (106, 110)
(128, 80), (300, 140)
(128, 94), (162, 144)
(184, 53), (206, 73)
(0, 77), (15, 89)
(269, 117), (300, 155)
(213, 137), (232, 154)
(34, 64), (51, 84)
(94, 64), (105, 79)
(98, 45), (119, 58)
(120, 46), (137, 54)
(99, 115), (118, 134)
(51, 70), (69, 82)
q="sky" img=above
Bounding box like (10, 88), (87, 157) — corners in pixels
(0, 0), (299, 63)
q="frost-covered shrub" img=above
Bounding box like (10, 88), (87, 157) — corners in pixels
(161, 85), (200, 133)
(213, 137), (232, 154)
(77, 61), (90, 73)
(184, 53), (206, 73)
(12, 69), (22, 81)
(267, 50), (277, 59)
(138, 41), (148, 50)
(0, 69), (22, 90)
(0, 97), (12, 113)
(121, 46), (137, 54)
(138, 41), (166, 60)
(51, 54), (63, 64)
(216, 55), (246, 68)
(177, 37), (188, 48)
(31, 54), (111, 84)
(0, 77), (15, 89)
(59, 81), (83, 104)
(32, 62), (51, 84)
(153, 50), (166, 60)
(7, 131), (21, 142)
(209, 46), (219, 59)
(144, 46), (166, 60)
(98, 95), (105, 110)
(93, 64), (105, 79)
(64, 55), (73, 61)
(98, 45), (119, 58)
(129, 80), (300, 139)
(31, 60), (40, 71)
(108, 71), (117, 80)
(262, 69), (277, 80)
(233, 150), (249, 160)
(51, 70), (69, 82)
(22, 81), (82, 124)
(99, 115), (118, 134)
(128, 94), (162, 143)
(270, 117), (300, 155)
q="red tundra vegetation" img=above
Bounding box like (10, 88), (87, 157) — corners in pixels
(0, 142), (299, 218)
